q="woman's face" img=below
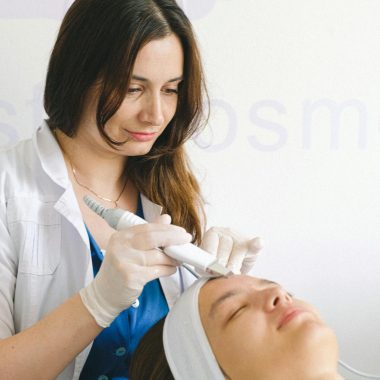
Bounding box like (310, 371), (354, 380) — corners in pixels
(199, 275), (339, 380)
(79, 34), (184, 157)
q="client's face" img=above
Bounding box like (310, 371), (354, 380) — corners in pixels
(199, 275), (339, 380)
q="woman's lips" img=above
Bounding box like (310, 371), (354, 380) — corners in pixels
(126, 130), (158, 142)
(278, 308), (308, 330)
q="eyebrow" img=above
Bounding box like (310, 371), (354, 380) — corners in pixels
(131, 75), (183, 83)
(208, 290), (242, 320)
(208, 278), (280, 319)
(259, 278), (279, 286)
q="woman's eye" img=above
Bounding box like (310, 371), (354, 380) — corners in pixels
(127, 87), (142, 94)
(163, 88), (178, 95)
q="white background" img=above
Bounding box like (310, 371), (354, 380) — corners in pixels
(0, 1), (379, 378)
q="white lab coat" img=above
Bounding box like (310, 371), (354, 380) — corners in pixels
(0, 121), (196, 379)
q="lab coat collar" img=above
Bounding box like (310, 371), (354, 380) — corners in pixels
(140, 193), (163, 222)
(33, 120), (69, 189)
(33, 122), (90, 249)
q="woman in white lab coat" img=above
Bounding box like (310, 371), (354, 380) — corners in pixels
(0, 1), (261, 379)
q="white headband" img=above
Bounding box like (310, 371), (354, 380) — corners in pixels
(163, 278), (225, 380)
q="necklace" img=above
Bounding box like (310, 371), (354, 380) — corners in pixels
(70, 161), (128, 208)
(53, 128), (128, 207)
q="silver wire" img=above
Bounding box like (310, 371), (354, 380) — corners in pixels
(339, 359), (380, 379)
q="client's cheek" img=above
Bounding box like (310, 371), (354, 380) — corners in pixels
(212, 330), (264, 380)
(208, 331), (238, 378)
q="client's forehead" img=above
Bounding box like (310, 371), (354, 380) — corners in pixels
(205, 274), (278, 292)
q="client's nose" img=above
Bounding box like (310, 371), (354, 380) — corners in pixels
(264, 286), (292, 312)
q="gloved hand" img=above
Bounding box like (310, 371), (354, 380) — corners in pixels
(200, 227), (263, 275)
(80, 214), (192, 328)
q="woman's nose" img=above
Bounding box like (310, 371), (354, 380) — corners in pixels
(140, 94), (164, 126)
(263, 286), (292, 312)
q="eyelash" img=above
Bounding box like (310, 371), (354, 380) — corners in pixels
(127, 87), (179, 95)
(127, 88), (141, 94)
(164, 88), (179, 94)
(228, 305), (246, 321)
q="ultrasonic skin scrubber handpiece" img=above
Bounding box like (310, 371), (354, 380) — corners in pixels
(83, 196), (232, 277)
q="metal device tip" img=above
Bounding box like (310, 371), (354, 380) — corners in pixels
(206, 262), (233, 278)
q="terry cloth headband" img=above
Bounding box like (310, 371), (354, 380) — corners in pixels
(163, 277), (225, 380)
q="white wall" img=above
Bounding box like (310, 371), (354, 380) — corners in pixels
(1, 1), (379, 378)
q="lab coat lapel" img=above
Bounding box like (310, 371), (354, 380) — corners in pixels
(54, 188), (90, 251)
(33, 121), (69, 189)
(160, 267), (198, 309)
(140, 193), (163, 222)
(33, 122), (90, 251)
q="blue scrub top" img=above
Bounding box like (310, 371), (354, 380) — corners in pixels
(80, 196), (169, 380)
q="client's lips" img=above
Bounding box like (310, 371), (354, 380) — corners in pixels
(278, 307), (307, 330)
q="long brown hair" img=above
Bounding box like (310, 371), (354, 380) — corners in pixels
(129, 318), (173, 379)
(44, 0), (208, 242)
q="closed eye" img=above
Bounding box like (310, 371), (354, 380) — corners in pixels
(228, 305), (247, 322)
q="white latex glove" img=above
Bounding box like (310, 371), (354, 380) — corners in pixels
(80, 214), (192, 327)
(200, 227), (263, 274)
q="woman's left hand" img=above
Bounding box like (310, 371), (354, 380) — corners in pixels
(200, 227), (263, 274)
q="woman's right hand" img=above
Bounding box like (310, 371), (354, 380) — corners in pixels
(80, 214), (192, 328)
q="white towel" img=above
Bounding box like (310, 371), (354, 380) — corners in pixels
(163, 278), (225, 380)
